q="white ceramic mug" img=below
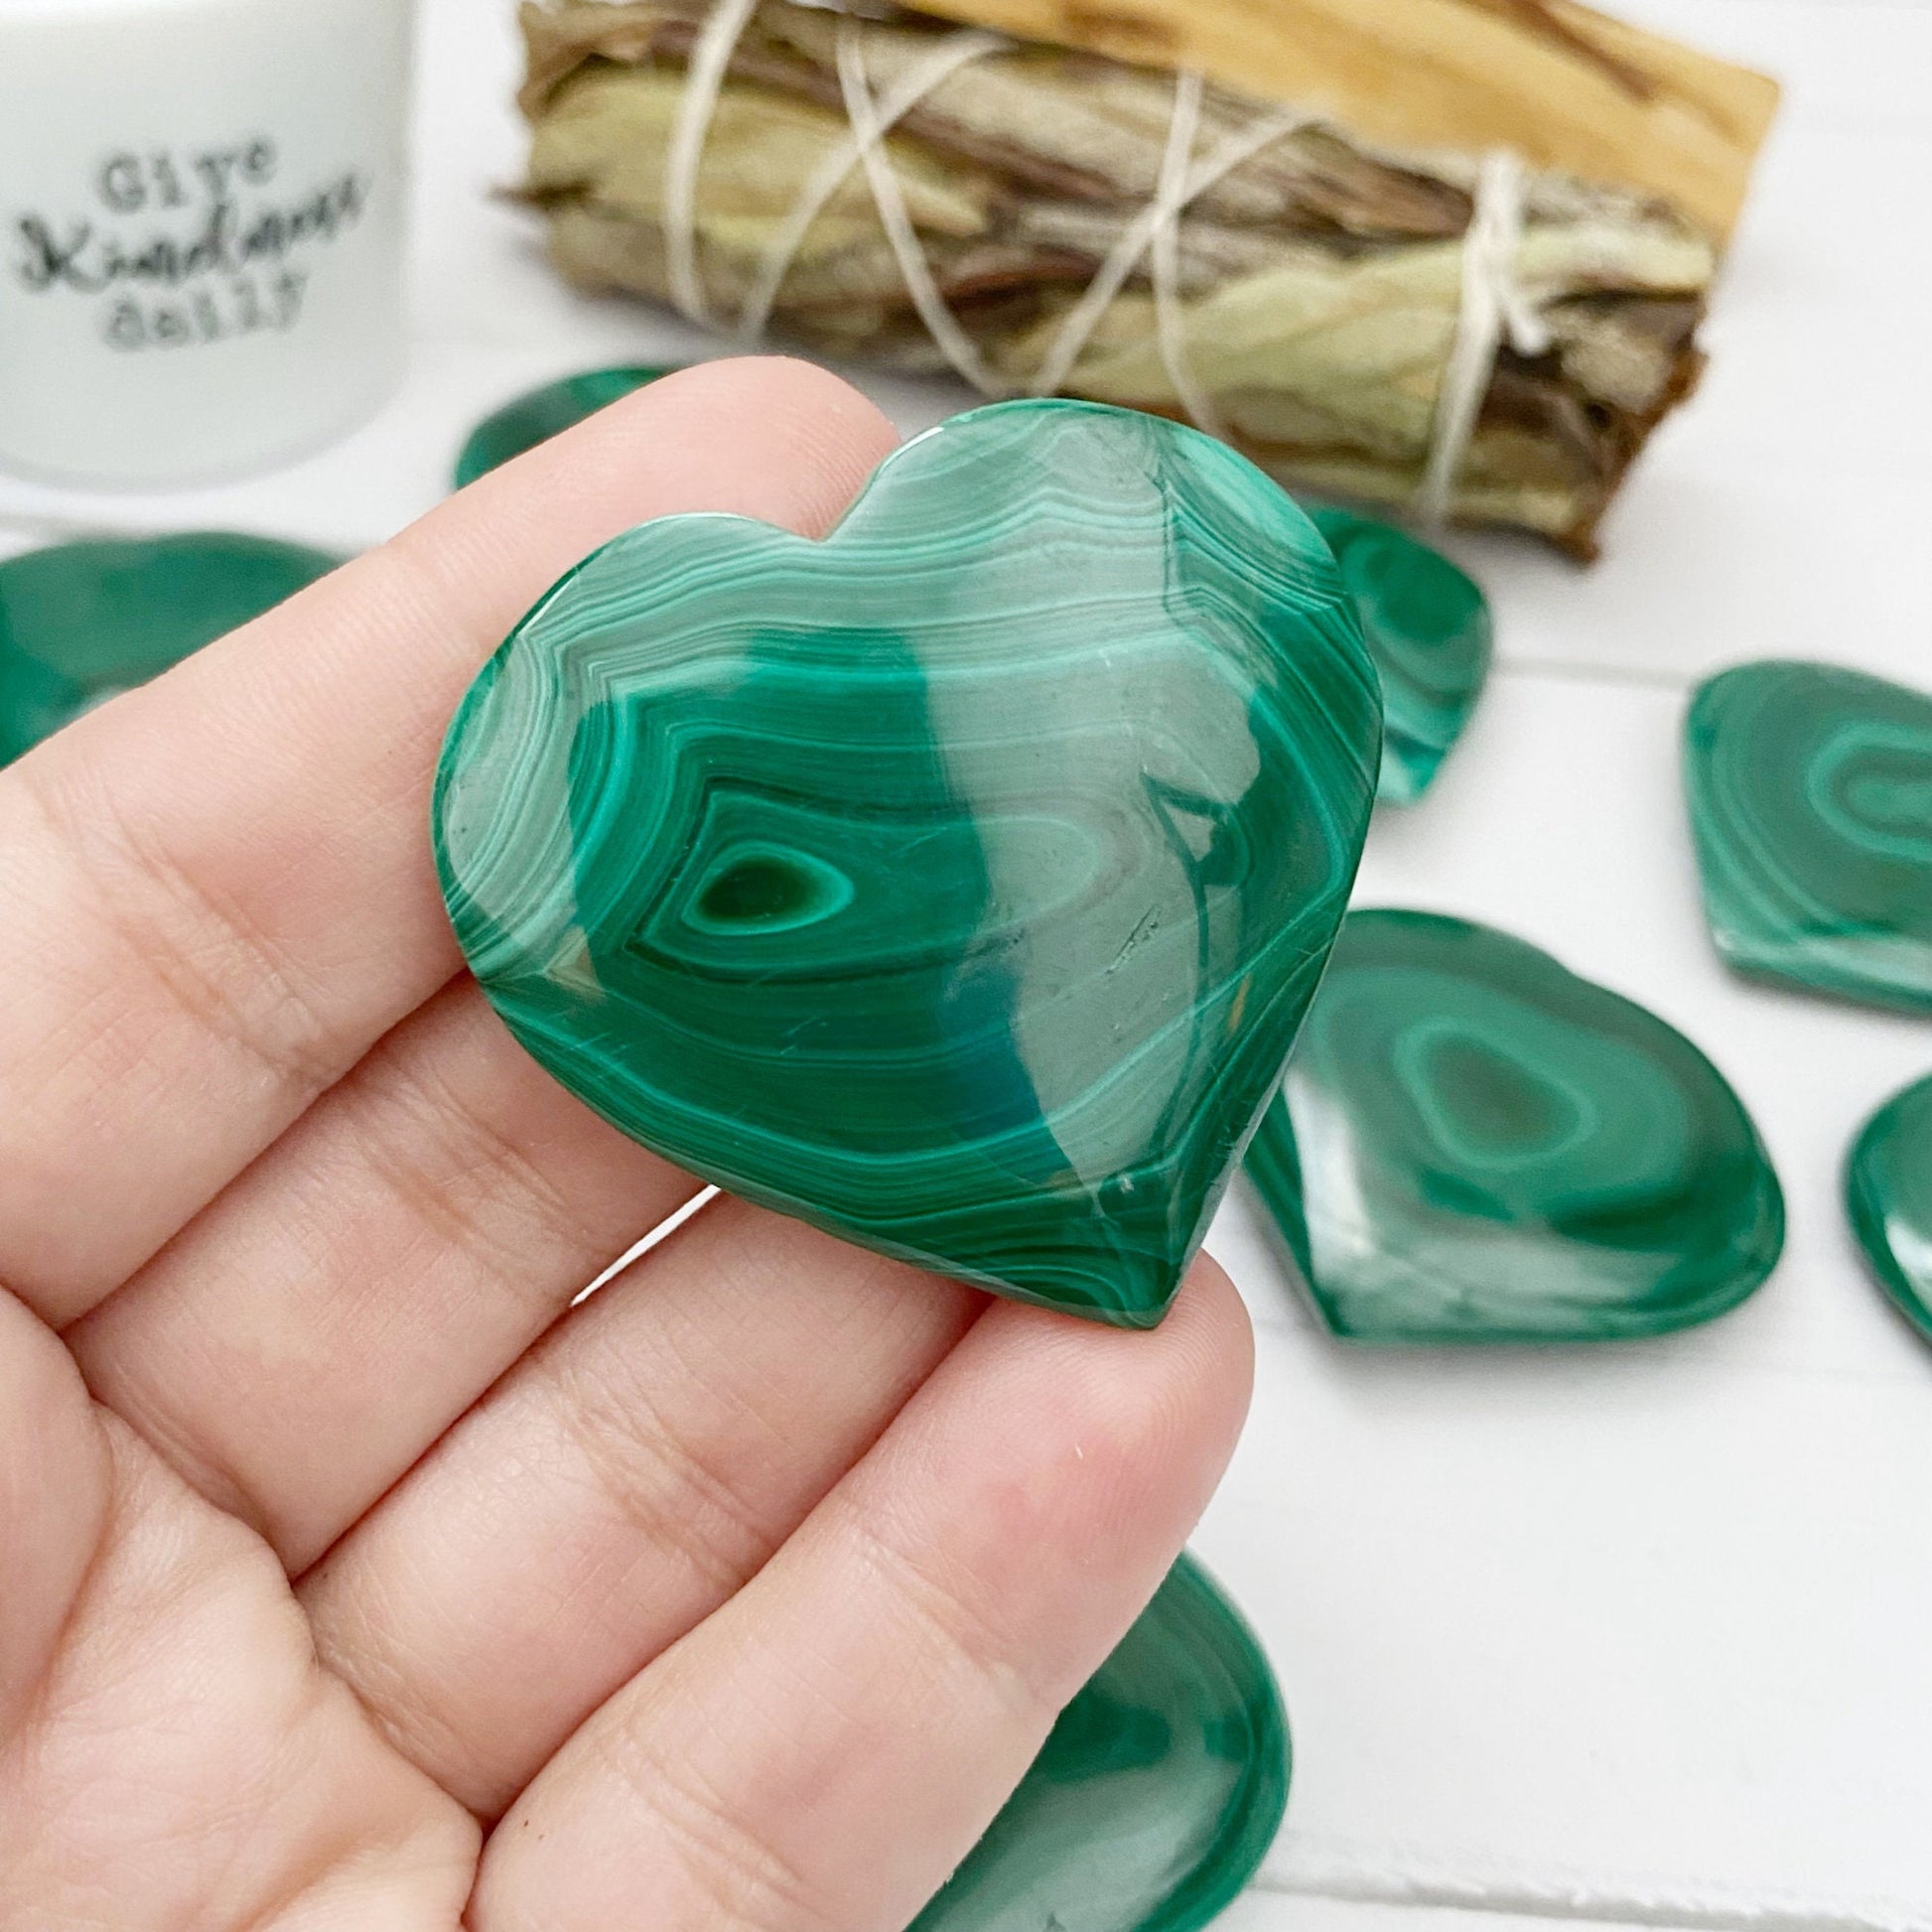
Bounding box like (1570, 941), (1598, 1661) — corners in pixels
(0, 0), (413, 486)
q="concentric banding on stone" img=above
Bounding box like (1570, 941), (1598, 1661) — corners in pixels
(1309, 506), (1490, 805)
(913, 1553), (1290, 1932)
(1846, 1071), (1932, 1348)
(452, 364), (677, 487)
(1246, 908), (1784, 1342)
(0, 532), (342, 765)
(1685, 659), (1932, 1014)
(436, 399), (1381, 1325)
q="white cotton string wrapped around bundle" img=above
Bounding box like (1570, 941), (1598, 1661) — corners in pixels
(737, 24), (1009, 345)
(1025, 76), (1306, 412)
(659, 0), (1546, 520)
(661, 0), (763, 327)
(832, 20), (1007, 394)
(1417, 148), (1553, 528)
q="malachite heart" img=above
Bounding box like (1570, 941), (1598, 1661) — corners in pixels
(1684, 659), (1932, 1014)
(913, 1553), (1289, 1932)
(453, 365), (678, 488)
(1846, 1072), (1932, 1349)
(0, 532), (341, 766)
(1246, 909), (1784, 1342)
(435, 398), (1381, 1326)
(1308, 506), (1490, 805)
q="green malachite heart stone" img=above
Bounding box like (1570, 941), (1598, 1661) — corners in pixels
(1846, 1072), (1932, 1348)
(435, 398), (1380, 1326)
(0, 532), (340, 765)
(453, 365), (677, 487)
(1246, 909), (1784, 1342)
(913, 1553), (1289, 1932)
(1308, 506), (1489, 805)
(1685, 659), (1932, 1014)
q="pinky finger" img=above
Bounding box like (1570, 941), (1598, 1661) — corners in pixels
(468, 1260), (1253, 1932)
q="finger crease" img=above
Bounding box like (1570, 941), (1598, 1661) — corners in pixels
(552, 1359), (776, 1603)
(611, 1731), (844, 1932)
(352, 1058), (603, 1316)
(16, 762), (345, 1107)
(839, 1508), (1044, 1728)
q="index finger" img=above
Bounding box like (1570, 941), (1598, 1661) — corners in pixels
(0, 358), (899, 1325)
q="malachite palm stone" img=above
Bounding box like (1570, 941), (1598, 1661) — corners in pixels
(913, 1553), (1289, 1932)
(1246, 909), (1784, 1342)
(1685, 659), (1932, 1014)
(1308, 505), (1489, 805)
(452, 364), (677, 487)
(435, 398), (1380, 1326)
(1846, 1072), (1932, 1348)
(0, 532), (341, 765)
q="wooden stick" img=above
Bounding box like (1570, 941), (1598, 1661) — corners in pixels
(907, 0), (1777, 240)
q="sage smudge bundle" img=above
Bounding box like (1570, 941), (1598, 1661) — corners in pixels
(515, 0), (1775, 554)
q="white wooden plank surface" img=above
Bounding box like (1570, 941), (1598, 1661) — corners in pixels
(1217, 1900), (1660, 1932)
(1, 0), (1928, 1926)
(1199, 676), (1932, 1927)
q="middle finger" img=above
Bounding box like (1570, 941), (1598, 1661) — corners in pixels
(298, 1198), (982, 1818)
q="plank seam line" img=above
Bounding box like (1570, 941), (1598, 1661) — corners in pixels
(1492, 657), (1691, 696)
(1251, 1862), (1931, 1932)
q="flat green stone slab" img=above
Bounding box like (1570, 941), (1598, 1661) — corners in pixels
(453, 364), (677, 487)
(913, 1553), (1290, 1932)
(435, 398), (1380, 1326)
(1685, 659), (1932, 1014)
(1309, 506), (1489, 805)
(1246, 909), (1784, 1342)
(1846, 1071), (1932, 1347)
(0, 532), (341, 765)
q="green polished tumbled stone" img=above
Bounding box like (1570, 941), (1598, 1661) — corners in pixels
(914, 1553), (1290, 1932)
(435, 398), (1380, 1326)
(0, 532), (341, 765)
(1246, 909), (1784, 1342)
(1685, 659), (1932, 1014)
(1846, 1072), (1932, 1347)
(453, 365), (677, 487)
(1308, 505), (1489, 805)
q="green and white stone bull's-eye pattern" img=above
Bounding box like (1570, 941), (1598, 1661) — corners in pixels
(912, 1553), (1290, 1932)
(1846, 1071), (1932, 1349)
(1307, 506), (1490, 805)
(1685, 659), (1932, 1014)
(0, 532), (340, 765)
(1247, 909), (1785, 1342)
(435, 399), (1381, 1326)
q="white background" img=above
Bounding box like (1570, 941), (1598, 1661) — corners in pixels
(1, 0), (1929, 1926)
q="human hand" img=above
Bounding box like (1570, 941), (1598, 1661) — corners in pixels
(0, 360), (1253, 1931)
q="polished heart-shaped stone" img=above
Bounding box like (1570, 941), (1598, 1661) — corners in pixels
(0, 532), (340, 765)
(1846, 1072), (1932, 1349)
(913, 1553), (1289, 1932)
(452, 364), (677, 488)
(1685, 659), (1932, 1014)
(1246, 909), (1784, 1342)
(1308, 506), (1490, 805)
(435, 399), (1381, 1325)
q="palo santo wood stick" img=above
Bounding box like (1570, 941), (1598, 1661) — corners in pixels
(905, 0), (1778, 243)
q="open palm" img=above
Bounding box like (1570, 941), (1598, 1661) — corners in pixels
(0, 360), (1250, 1931)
